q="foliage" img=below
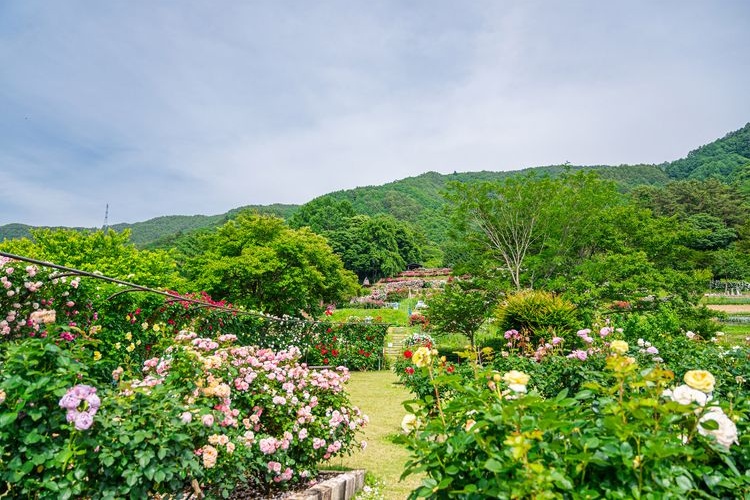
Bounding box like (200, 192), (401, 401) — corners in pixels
(446, 171), (620, 289)
(289, 197), (356, 234)
(305, 321), (389, 371)
(664, 122), (750, 182)
(0, 333), (96, 498)
(325, 214), (425, 283)
(398, 349), (749, 498)
(632, 178), (750, 229)
(494, 290), (580, 347)
(426, 280), (497, 347)
(185, 212), (359, 317)
(0, 329), (368, 498)
(0, 228), (184, 288)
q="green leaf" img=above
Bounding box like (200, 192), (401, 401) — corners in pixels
(0, 412), (18, 427)
(484, 458), (504, 472)
(675, 475), (693, 491)
(154, 470), (166, 483)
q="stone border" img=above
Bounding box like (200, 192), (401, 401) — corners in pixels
(287, 470), (366, 500)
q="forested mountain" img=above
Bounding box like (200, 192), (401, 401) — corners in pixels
(1, 123), (747, 250)
(0, 204), (297, 248)
(664, 123), (750, 181)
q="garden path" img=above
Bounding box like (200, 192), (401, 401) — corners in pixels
(338, 370), (421, 499)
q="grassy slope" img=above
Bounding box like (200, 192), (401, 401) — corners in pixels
(337, 370), (422, 499)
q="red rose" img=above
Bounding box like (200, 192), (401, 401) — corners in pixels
(446, 366), (455, 374)
(323, 358), (329, 364)
(364, 352), (371, 357)
(404, 350), (413, 359)
(358, 349), (365, 355)
(332, 349), (339, 357)
(405, 366), (415, 375)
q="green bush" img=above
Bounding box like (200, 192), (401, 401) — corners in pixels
(0, 333), (96, 499)
(399, 352), (750, 498)
(494, 290), (581, 346)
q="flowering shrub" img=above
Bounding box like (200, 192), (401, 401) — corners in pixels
(0, 332), (98, 498)
(0, 329), (367, 498)
(408, 312), (428, 327)
(0, 257), (389, 379)
(398, 347), (750, 497)
(118, 331), (368, 496)
(305, 321), (387, 370)
(403, 332), (435, 349)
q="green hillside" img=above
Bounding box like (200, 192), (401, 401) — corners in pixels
(2, 122), (747, 249)
(0, 204), (298, 248)
(664, 122), (750, 181)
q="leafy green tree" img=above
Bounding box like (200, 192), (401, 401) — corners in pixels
(683, 213), (737, 251)
(426, 280), (498, 348)
(446, 171), (619, 289)
(288, 197), (355, 233)
(0, 228), (183, 288)
(292, 200), (426, 283)
(631, 179), (750, 228)
(185, 212), (359, 317)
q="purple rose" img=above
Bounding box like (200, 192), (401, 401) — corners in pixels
(74, 411), (94, 430)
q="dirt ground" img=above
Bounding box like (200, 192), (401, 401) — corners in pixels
(706, 304), (750, 313)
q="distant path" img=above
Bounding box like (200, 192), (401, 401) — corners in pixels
(384, 327), (410, 360)
(707, 304), (750, 313)
(341, 370), (422, 499)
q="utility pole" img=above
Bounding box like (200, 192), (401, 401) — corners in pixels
(103, 204), (109, 231)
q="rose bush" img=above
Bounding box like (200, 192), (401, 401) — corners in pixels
(0, 329), (367, 498)
(398, 348), (750, 498)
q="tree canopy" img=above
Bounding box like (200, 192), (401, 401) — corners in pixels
(0, 228), (184, 288)
(184, 212), (359, 317)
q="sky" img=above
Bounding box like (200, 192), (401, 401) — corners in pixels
(1, 1), (749, 227)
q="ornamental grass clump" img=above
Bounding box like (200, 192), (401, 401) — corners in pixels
(398, 342), (749, 498)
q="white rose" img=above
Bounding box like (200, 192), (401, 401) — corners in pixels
(401, 414), (419, 433)
(699, 407), (738, 449)
(671, 385), (708, 406)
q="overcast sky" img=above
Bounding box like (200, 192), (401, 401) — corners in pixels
(1, 1), (749, 227)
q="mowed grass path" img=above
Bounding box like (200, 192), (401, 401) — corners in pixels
(336, 370), (422, 499)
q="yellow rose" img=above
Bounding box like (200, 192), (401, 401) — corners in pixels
(502, 370), (530, 387)
(610, 340), (629, 354)
(93, 351), (102, 361)
(684, 370), (715, 393)
(412, 346), (432, 368)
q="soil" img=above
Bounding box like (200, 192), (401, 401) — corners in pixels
(706, 304), (750, 314)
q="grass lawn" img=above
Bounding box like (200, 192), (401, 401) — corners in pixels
(330, 370), (422, 499)
(717, 323), (750, 345)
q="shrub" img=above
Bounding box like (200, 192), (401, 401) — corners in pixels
(0, 333), (96, 498)
(494, 290), (581, 347)
(399, 351), (750, 498)
(0, 331), (368, 498)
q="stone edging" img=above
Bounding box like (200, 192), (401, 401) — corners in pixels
(286, 470), (366, 500)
